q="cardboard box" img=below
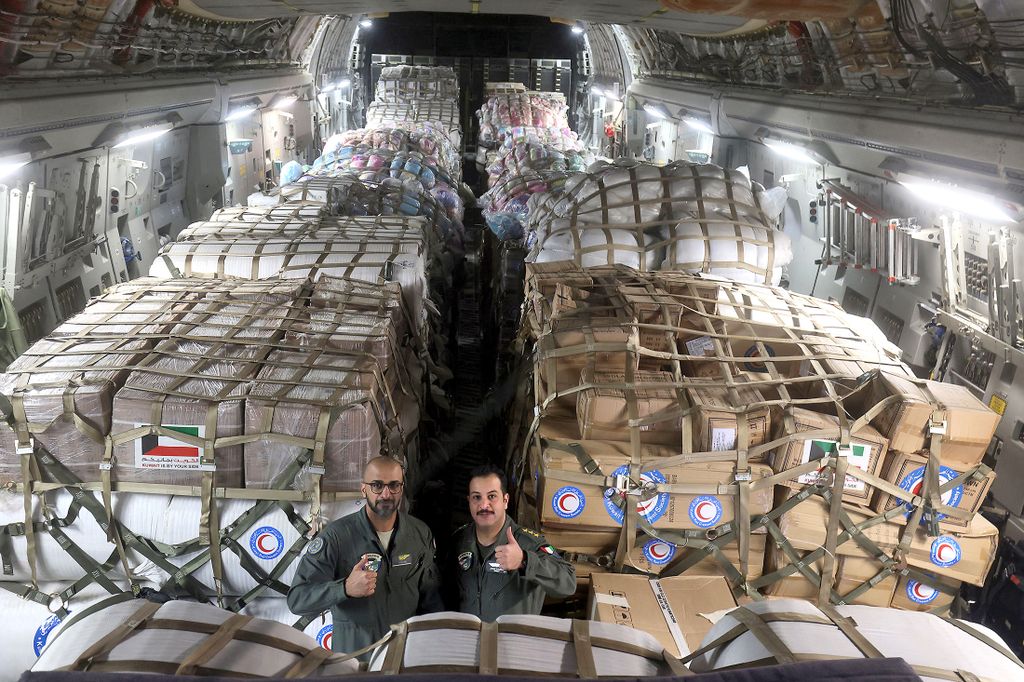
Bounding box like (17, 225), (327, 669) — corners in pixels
(589, 574), (738, 657)
(686, 377), (772, 460)
(846, 372), (999, 470)
(536, 317), (636, 417)
(763, 546), (896, 607)
(525, 260), (593, 301)
(778, 494), (997, 587)
(891, 571), (960, 612)
(577, 370), (683, 447)
(804, 335), (915, 383)
(923, 381), (1001, 470)
(873, 451), (995, 529)
(720, 320), (810, 380)
(539, 528), (767, 583)
(538, 438), (775, 532)
(771, 407), (889, 507)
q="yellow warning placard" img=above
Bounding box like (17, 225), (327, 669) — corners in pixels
(989, 393), (1007, 416)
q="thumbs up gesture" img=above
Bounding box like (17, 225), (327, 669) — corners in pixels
(494, 526), (525, 572)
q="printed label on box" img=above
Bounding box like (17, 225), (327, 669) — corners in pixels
(134, 424), (206, 470)
(686, 336), (715, 356)
(797, 439), (870, 492)
(711, 427), (736, 452)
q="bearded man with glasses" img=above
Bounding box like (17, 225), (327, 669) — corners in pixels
(288, 456), (443, 658)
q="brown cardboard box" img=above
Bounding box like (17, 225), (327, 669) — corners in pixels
(678, 318), (729, 378)
(804, 335), (915, 382)
(891, 572), (960, 612)
(686, 377), (772, 460)
(925, 381), (1001, 470)
(873, 451), (995, 529)
(577, 369), (683, 447)
(720, 320), (810, 380)
(778, 494), (997, 587)
(525, 260), (593, 301)
(771, 407), (889, 507)
(535, 317), (636, 417)
(538, 438), (775, 532)
(846, 372), (999, 470)
(589, 574), (738, 657)
(846, 371), (935, 455)
(627, 531), (767, 580)
(540, 528), (767, 583)
(763, 545), (896, 607)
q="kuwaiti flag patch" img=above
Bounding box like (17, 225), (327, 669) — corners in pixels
(135, 424), (207, 470)
(540, 545), (558, 555)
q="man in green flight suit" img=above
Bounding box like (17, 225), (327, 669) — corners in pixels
(287, 456), (443, 657)
(454, 464), (576, 620)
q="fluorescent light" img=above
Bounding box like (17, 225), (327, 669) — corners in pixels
(0, 152), (31, 179)
(643, 103), (668, 120)
(112, 121), (173, 148)
(764, 139), (820, 165)
(225, 103), (258, 121)
(684, 117), (714, 135)
(360, 19), (372, 27)
(591, 86), (604, 97)
(337, 79), (351, 89)
(321, 83), (335, 93)
(571, 25), (584, 35)
(272, 95), (298, 110)
(901, 179), (1017, 223)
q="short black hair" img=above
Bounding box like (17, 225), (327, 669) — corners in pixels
(468, 464), (507, 495)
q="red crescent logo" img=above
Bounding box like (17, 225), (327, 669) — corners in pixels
(257, 534), (276, 554)
(936, 543), (955, 563)
(649, 543), (670, 560)
(695, 501), (715, 522)
(558, 493), (578, 513)
(912, 582), (935, 601)
(321, 632), (332, 649)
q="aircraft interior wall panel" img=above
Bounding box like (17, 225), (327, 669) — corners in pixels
(743, 137), (1024, 516)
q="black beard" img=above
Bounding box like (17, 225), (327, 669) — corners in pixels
(368, 498), (397, 519)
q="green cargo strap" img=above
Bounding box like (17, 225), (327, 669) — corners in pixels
(729, 607), (797, 665)
(381, 620), (410, 674)
(571, 619), (598, 679)
(175, 612), (253, 675)
(818, 603), (882, 659)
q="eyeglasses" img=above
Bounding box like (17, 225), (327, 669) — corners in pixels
(364, 480), (404, 494)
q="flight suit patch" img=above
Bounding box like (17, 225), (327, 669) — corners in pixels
(307, 537), (324, 554)
(393, 553), (413, 567)
(458, 552), (473, 571)
(539, 544), (558, 555)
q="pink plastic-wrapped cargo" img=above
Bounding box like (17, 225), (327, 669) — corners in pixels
(244, 349), (394, 492)
(109, 286), (303, 487)
(0, 337), (153, 485)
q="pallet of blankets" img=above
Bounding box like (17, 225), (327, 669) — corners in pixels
(525, 158), (792, 286)
(477, 90), (572, 148)
(0, 273), (436, 679)
(480, 133), (591, 241)
(506, 264), (1001, 625)
(375, 65), (459, 104)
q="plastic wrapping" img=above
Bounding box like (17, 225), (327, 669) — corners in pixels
(368, 612), (674, 676)
(477, 92), (570, 145)
(375, 65), (459, 103)
(32, 597), (360, 676)
(244, 350), (390, 492)
(0, 337), (153, 485)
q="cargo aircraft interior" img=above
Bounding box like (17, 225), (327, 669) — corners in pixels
(3, 0), (1024, 679)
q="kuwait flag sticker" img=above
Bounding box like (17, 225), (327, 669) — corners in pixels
(135, 424), (206, 470)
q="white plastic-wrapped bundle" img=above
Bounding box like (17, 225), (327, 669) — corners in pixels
(688, 599), (1024, 682)
(367, 612), (678, 676)
(128, 496), (365, 596)
(239, 597), (334, 649)
(365, 102), (461, 146)
(0, 489), (169, 583)
(0, 582), (139, 682)
(477, 92), (570, 145)
(531, 222), (660, 271)
(656, 223), (792, 285)
(32, 597), (360, 676)
(525, 159), (792, 285)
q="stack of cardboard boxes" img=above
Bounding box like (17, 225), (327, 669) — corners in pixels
(510, 262), (1001, 655)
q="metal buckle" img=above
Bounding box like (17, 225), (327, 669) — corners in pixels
(929, 419), (947, 435)
(98, 462), (113, 471)
(735, 470), (752, 482)
(15, 442), (33, 456)
(305, 465), (326, 476)
(614, 474), (631, 493)
(836, 445), (854, 458)
(581, 460), (600, 476)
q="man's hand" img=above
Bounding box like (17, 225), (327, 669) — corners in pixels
(494, 527), (525, 572)
(345, 554), (378, 597)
